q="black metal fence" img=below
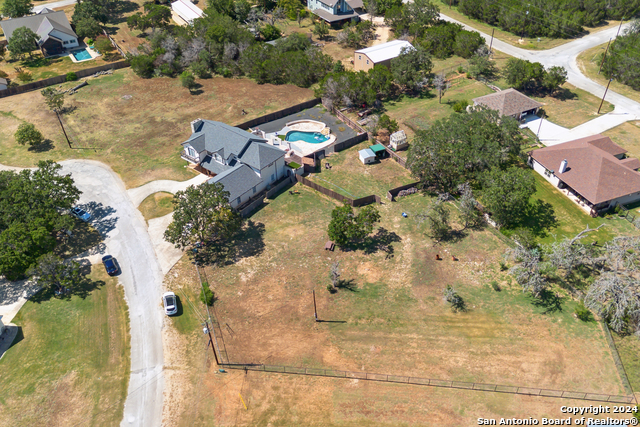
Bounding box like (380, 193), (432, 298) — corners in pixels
(221, 363), (636, 404)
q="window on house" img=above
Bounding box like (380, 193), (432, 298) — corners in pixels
(187, 147), (197, 158)
(358, 55), (361, 60)
(544, 169), (551, 177)
(366, 60), (369, 65)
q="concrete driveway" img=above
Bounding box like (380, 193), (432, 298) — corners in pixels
(32, 0), (77, 12)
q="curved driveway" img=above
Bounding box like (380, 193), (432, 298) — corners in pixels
(440, 14), (640, 141)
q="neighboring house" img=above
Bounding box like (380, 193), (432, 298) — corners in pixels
(354, 40), (413, 71)
(0, 10), (78, 57)
(0, 78), (7, 91)
(171, 0), (203, 25)
(181, 119), (286, 208)
(472, 88), (542, 120)
(308, 0), (363, 24)
(359, 148), (375, 164)
(529, 134), (640, 215)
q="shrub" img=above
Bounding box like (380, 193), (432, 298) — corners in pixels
(378, 114), (399, 133)
(0, 70), (8, 78)
(457, 66), (465, 74)
(443, 285), (466, 312)
(326, 283), (335, 293)
(499, 261), (508, 271)
(17, 70), (33, 82)
(574, 301), (593, 322)
(490, 280), (501, 291)
(452, 99), (469, 113)
(200, 282), (215, 306)
(65, 72), (77, 82)
(86, 38), (94, 46)
(15, 122), (44, 146)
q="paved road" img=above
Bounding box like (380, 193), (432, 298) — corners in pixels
(440, 13), (640, 142)
(61, 160), (165, 427)
(32, 0), (77, 13)
(0, 160), (165, 426)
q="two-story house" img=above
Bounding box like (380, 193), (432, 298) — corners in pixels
(181, 119), (286, 208)
(0, 9), (79, 57)
(307, 0), (363, 24)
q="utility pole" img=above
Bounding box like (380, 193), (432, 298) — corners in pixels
(598, 38), (612, 74)
(204, 321), (220, 365)
(616, 17), (624, 37)
(449, 0), (452, 9)
(489, 28), (495, 53)
(598, 78), (614, 114)
(312, 290), (318, 321)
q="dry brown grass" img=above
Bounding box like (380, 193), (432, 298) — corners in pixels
(139, 192), (174, 222)
(0, 68), (314, 187)
(161, 182), (629, 426)
(603, 121), (640, 160)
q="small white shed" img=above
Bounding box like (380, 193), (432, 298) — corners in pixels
(390, 130), (408, 151)
(359, 148), (376, 165)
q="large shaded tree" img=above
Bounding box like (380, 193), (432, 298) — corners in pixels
(406, 108), (524, 193)
(6, 26), (38, 60)
(1, 0), (33, 18)
(390, 44), (433, 92)
(0, 161), (81, 280)
(27, 254), (83, 293)
(327, 204), (381, 247)
(480, 167), (536, 227)
(164, 182), (243, 250)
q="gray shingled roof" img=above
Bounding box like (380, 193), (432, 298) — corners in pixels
(0, 11), (76, 41)
(182, 120), (283, 171)
(200, 155), (232, 175)
(36, 16), (76, 40)
(312, 8), (359, 22)
(209, 164), (261, 202)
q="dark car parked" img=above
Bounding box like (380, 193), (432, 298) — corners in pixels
(102, 255), (119, 276)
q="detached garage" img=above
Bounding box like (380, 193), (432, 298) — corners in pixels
(359, 148), (376, 165)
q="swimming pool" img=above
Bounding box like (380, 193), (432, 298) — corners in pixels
(285, 131), (329, 144)
(72, 49), (92, 61)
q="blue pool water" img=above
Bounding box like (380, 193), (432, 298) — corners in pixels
(72, 49), (92, 61)
(285, 131), (329, 144)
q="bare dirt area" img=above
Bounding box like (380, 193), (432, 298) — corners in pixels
(0, 69), (314, 187)
(162, 182), (629, 426)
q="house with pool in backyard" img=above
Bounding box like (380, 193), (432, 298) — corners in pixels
(181, 118), (338, 208)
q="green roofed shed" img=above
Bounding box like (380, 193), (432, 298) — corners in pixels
(369, 144), (387, 158)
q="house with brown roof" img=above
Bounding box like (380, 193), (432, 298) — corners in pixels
(473, 88), (542, 120)
(528, 135), (640, 215)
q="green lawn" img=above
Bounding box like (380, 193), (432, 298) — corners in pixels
(138, 192), (174, 222)
(521, 172), (638, 245)
(308, 140), (415, 198)
(0, 267), (130, 426)
(603, 121), (640, 161)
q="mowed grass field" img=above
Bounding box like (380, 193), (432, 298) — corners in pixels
(160, 175), (630, 426)
(308, 145), (415, 198)
(0, 69), (314, 187)
(139, 192), (174, 222)
(0, 267), (130, 427)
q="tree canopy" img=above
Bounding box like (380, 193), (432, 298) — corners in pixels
(503, 58), (567, 94)
(390, 44), (433, 92)
(15, 122), (44, 146)
(164, 182), (243, 250)
(327, 204), (381, 247)
(602, 20), (640, 91)
(0, 161), (81, 280)
(480, 167), (536, 227)
(7, 26), (38, 60)
(1, 0), (33, 18)
(406, 108), (524, 193)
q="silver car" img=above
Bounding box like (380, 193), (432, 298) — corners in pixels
(163, 292), (178, 316)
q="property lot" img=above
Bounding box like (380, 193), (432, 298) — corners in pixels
(256, 106), (358, 146)
(308, 140), (414, 198)
(0, 267), (130, 427)
(162, 180), (629, 425)
(0, 69), (314, 187)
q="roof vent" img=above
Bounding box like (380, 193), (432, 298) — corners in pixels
(559, 159), (568, 174)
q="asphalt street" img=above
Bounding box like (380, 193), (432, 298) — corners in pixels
(57, 160), (165, 427)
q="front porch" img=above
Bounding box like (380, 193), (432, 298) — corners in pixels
(557, 184), (597, 216)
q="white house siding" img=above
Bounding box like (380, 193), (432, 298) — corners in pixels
(50, 29), (78, 48)
(260, 158), (286, 186)
(531, 159), (560, 187)
(609, 191), (640, 208)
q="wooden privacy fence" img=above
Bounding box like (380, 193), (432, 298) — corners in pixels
(294, 175), (379, 207)
(221, 363), (635, 404)
(387, 182), (421, 201)
(384, 145), (407, 168)
(235, 98), (322, 130)
(102, 29), (127, 57)
(0, 60), (130, 98)
(332, 132), (368, 152)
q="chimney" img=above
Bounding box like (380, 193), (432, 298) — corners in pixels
(559, 159), (568, 174)
(190, 118), (203, 134)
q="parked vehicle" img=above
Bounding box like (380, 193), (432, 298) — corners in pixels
(71, 206), (91, 222)
(102, 255), (119, 276)
(163, 292), (178, 316)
